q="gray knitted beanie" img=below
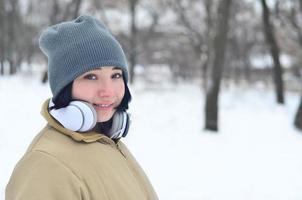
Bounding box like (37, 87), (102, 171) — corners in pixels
(39, 15), (128, 100)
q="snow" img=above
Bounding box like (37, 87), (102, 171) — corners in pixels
(1, 74), (302, 200)
(250, 54), (294, 69)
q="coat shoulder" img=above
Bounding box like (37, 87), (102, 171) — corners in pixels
(6, 149), (86, 200)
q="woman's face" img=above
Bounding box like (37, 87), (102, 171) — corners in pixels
(72, 66), (125, 122)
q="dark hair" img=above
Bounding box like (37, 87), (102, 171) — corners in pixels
(52, 78), (131, 111)
(52, 82), (73, 109)
(116, 82), (131, 111)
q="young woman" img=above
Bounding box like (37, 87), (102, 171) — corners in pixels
(6, 15), (158, 200)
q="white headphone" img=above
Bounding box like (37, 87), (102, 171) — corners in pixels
(48, 99), (130, 138)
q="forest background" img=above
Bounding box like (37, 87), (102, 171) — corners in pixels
(0, 0), (302, 130)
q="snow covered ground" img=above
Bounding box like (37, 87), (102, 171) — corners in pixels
(1, 74), (302, 200)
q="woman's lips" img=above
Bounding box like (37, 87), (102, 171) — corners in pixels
(93, 103), (113, 110)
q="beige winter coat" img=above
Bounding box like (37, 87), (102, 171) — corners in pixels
(6, 99), (158, 200)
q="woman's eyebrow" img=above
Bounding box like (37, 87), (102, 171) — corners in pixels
(112, 67), (122, 70)
(94, 67), (121, 71)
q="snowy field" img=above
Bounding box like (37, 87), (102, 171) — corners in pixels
(1, 74), (302, 200)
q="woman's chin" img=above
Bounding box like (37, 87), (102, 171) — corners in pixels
(97, 113), (114, 122)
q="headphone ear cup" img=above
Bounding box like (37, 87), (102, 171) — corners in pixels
(122, 113), (130, 137)
(109, 111), (130, 139)
(49, 100), (97, 132)
(69, 101), (97, 132)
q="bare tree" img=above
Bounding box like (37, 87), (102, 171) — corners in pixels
(169, 0), (214, 89)
(128, 0), (139, 84)
(63, 0), (82, 21)
(205, 0), (233, 131)
(225, 1), (260, 85)
(295, 95), (302, 130)
(290, 0), (302, 130)
(275, 0), (302, 128)
(261, 0), (285, 104)
(0, 0), (5, 75)
(6, 0), (21, 75)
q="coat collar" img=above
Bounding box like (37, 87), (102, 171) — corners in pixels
(41, 99), (116, 145)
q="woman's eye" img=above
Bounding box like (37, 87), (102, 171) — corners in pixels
(112, 73), (122, 79)
(83, 74), (97, 80)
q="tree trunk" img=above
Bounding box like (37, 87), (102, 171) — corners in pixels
(42, 70), (48, 84)
(202, 0), (213, 91)
(73, 0), (82, 19)
(63, 0), (77, 21)
(201, 56), (209, 91)
(205, 0), (232, 131)
(261, 0), (285, 104)
(63, 0), (82, 20)
(294, 95), (302, 130)
(8, 59), (17, 75)
(0, 0), (5, 75)
(129, 0), (138, 84)
(7, 0), (17, 75)
(299, 0), (302, 13)
(50, 0), (60, 25)
(292, 0), (302, 129)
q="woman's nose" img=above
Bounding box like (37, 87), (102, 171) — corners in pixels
(97, 79), (114, 97)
